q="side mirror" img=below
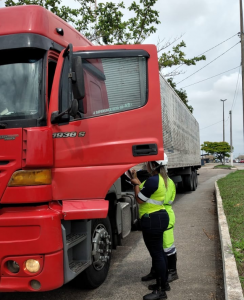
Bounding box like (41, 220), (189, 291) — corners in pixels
(72, 56), (85, 100)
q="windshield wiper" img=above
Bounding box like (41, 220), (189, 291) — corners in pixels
(0, 123), (7, 129)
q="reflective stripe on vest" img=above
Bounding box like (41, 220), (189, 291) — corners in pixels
(147, 198), (164, 205)
(138, 191), (164, 206)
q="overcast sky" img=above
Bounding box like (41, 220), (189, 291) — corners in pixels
(1, 0), (243, 157)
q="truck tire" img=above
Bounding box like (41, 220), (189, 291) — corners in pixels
(79, 217), (112, 289)
(183, 173), (194, 191)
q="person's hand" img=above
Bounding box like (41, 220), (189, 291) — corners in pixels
(131, 169), (140, 185)
(131, 169), (137, 179)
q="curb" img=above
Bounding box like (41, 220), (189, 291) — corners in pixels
(215, 181), (244, 300)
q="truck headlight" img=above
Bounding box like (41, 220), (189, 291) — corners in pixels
(8, 169), (51, 186)
(25, 259), (40, 273)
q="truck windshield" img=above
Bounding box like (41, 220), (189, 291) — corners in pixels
(0, 48), (44, 121)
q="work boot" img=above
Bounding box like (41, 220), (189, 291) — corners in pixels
(167, 253), (179, 283)
(141, 267), (156, 281)
(148, 282), (170, 291)
(167, 269), (179, 283)
(143, 289), (167, 300)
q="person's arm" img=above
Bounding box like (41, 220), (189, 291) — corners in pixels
(131, 170), (144, 204)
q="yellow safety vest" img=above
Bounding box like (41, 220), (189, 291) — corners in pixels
(138, 174), (166, 219)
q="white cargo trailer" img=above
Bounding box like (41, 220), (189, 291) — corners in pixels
(160, 74), (201, 191)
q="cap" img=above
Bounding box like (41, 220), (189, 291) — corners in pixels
(155, 153), (168, 166)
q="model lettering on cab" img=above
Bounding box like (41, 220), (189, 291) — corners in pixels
(0, 134), (19, 141)
(53, 132), (77, 138)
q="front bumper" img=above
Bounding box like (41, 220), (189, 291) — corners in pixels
(0, 204), (64, 292)
(0, 251), (63, 292)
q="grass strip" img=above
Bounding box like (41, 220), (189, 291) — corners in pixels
(214, 164), (233, 169)
(218, 170), (244, 292)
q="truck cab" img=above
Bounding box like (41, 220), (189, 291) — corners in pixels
(0, 5), (164, 292)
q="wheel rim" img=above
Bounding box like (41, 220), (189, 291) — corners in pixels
(91, 223), (112, 271)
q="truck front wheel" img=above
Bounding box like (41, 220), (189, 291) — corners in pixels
(78, 217), (112, 289)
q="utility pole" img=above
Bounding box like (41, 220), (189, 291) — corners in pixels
(240, 0), (244, 139)
(220, 99), (227, 141)
(229, 110), (233, 166)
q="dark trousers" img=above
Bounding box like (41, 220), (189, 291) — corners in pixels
(141, 210), (169, 287)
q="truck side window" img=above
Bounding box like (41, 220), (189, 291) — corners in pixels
(81, 57), (148, 119)
(60, 55), (148, 120)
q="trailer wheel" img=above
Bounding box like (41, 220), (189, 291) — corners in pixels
(183, 173), (193, 191)
(80, 217), (112, 289)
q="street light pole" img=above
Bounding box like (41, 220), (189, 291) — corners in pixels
(229, 110), (233, 166)
(239, 0), (244, 139)
(220, 99), (227, 142)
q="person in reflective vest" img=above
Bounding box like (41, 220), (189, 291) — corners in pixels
(131, 158), (169, 300)
(141, 154), (178, 285)
(141, 161), (179, 287)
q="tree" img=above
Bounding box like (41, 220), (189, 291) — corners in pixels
(158, 40), (206, 75)
(5, 0), (206, 112)
(201, 141), (232, 165)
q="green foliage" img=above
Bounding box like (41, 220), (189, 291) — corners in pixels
(201, 141), (232, 164)
(158, 40), (206, 70)
(214, 164), (232, 169)
(167, 78), (193, 113)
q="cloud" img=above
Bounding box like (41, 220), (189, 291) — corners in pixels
(189, 72), (243, 156)
(156, 0), (209, 26)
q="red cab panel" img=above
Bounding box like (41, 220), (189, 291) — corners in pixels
(1, 185), (52, 204)
(22, 127), (53, 168)
(0, 128), (22, 200)
(62, 199), (109, 220)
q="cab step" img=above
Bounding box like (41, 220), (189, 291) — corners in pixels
(69, 260), (90, 274)
(66, 233), (86, 248)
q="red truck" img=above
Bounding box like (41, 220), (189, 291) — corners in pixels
(0, 5), (166, 292)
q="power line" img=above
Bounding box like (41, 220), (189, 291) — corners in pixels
(200, 120), (222, 130)
(177, 42), (240, 85)
(181, 66), (240, 88)
(197, 33), (239, 57)
(165, 34), (239, 77)
(164, 34), (239, 76)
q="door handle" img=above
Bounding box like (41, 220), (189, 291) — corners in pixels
(132, 144), (158, 157)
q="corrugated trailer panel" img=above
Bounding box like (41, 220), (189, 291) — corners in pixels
(160, 74), (201, 169)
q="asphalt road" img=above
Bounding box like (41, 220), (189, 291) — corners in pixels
(0, 165), (239, 300)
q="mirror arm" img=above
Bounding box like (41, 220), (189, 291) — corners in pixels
(51, 109), (69, 124)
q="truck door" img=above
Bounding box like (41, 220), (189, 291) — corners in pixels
(48, 44), (164, 201)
